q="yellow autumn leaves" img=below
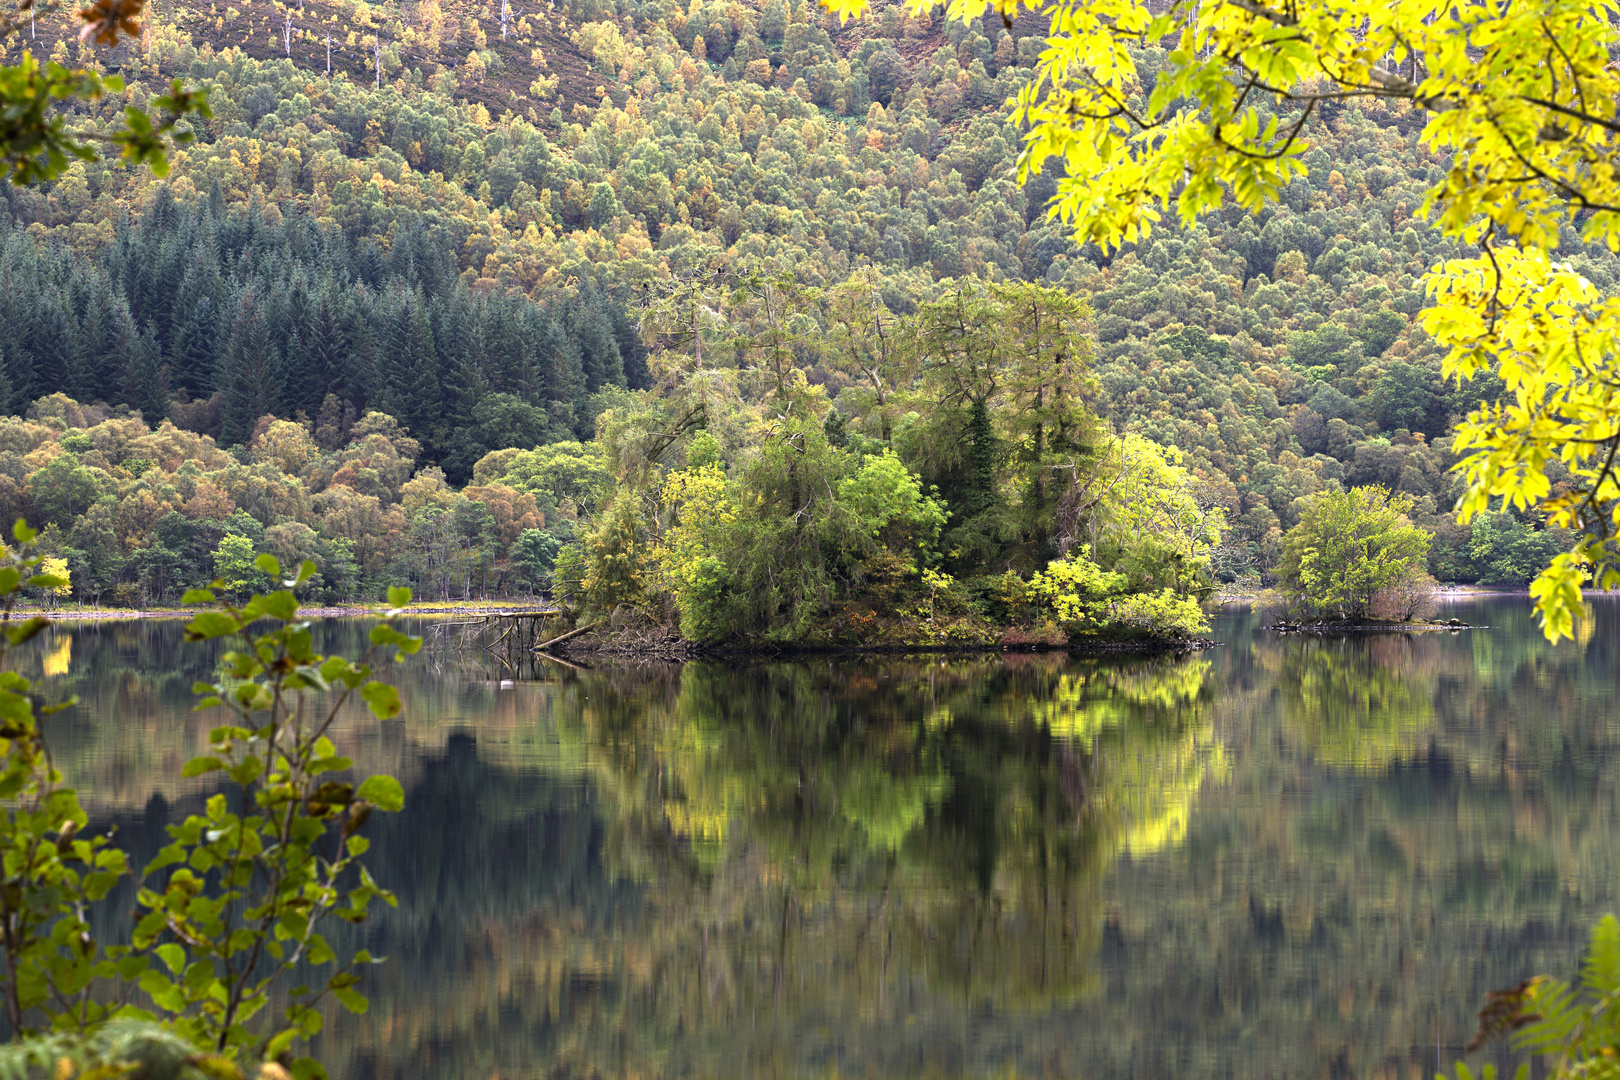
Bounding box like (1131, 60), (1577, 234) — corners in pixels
(820, 0), (1620, 640)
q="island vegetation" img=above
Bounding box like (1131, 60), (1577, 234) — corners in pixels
(1276, 486), (1436, 623)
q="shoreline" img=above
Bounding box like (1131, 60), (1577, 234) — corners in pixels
(8, 603), (561, 622)
(1213, 586), (1540, 604)
(543, 637), (1221, 662)
(1215, 586), (1620, 604)
(1264, 621), (1478, 634)
(4, 604), (1217, 658)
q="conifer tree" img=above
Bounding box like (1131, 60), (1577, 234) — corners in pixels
(123, 322), (170, 423)
(571, 291), (625, 392)
(298, 285), (350, 416)
(218, 289), (282, 446)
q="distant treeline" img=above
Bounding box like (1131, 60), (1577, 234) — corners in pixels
(0, 191), (647, 482)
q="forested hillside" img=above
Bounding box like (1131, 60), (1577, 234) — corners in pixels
(0, 198), (645, 469)
(0, 0), (1585, 629)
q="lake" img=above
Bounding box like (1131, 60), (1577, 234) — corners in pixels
(26, 595), (1620, 1079)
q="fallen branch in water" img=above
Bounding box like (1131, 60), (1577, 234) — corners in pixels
(534, 621), (600, 651)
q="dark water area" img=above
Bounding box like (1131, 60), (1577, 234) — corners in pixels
(20, 595), (1620, 1079)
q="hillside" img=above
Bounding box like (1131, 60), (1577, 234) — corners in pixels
(0, 0), (1587, 623)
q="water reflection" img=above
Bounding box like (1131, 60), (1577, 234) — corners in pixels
(564, 656), (1218, 1029)
(17, 598), (1620, 1078)
(1279, 634), (1437, 769)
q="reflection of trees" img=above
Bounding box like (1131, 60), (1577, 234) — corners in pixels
(530, 655), (1224, 1066)
(66, 644), (1222, 1080)
(266, 652), (1223, 1080)
(1071, 600), (1620, 1080)
(1018, 658), (1225, 857)
(30, 620), (594, 810)
(69, 601), (1620, 1080)
(1276, 635), (1436, 768)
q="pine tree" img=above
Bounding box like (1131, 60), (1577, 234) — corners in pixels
(0, 346), (15, 416)
(393, 290), (443, 453)
(168, 242), (227, 394)
(0, 238), (42, 401)
(353, 239), (386, 287)
(608, 299), (650, 390)
(218, 289), (281, 446)
(123, 322), (170, 423)
(570, 289), (625, 392)
(535, 312), (587, 432)
(298, 283), (349, 416)
(74, 277), (123, 401)
(341, 285), (380, 412)
(26, 297), (77, 400)
(168, 295), (221, 396)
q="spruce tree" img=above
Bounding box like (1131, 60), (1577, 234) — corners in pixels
(0, 346), (15, 416)
(123, 322), (170, 423)
(394, 290), (443, 452)
(218, 289), (281, 446)
(536, 313), (587, 432)
(27, 297), (77, 400)
(299, 284), (350, 416)
(570, 289), (625, 391)
(74, 277), (122, 401)
(608, 299), (650, 390)
(341, 285), (380, 412)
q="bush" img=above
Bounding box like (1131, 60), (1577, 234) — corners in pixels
(1369, 564), (1440, 620)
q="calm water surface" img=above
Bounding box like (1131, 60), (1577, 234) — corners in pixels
(23, 596), (1620, 1079)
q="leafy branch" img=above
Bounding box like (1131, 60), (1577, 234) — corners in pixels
(131, 561), (418, 1078)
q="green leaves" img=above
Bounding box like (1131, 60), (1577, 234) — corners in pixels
(0, 52), (208, 186)
(0, 519), (414, 1065)
(862, 0), (1620, 640)
(3, 617), (48, 648)
(184, 611), (241, 642)
(359, 681), (401, 720)
(1277, 487), (1433, 621)
(154, 944), (186, 976)
(246, 590), (299, 623)
(146, 572), (420, 1060)
(367, 623), (422, 660)
(355, 776), (404, 813)
(0, 518), (140, 1033)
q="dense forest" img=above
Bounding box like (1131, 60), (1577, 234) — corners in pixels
(0, 0), (1586, 638)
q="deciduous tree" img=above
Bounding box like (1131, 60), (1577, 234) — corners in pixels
(1278, 487), (1431, 619)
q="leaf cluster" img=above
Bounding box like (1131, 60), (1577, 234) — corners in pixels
(0, 526), (419, 1080)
